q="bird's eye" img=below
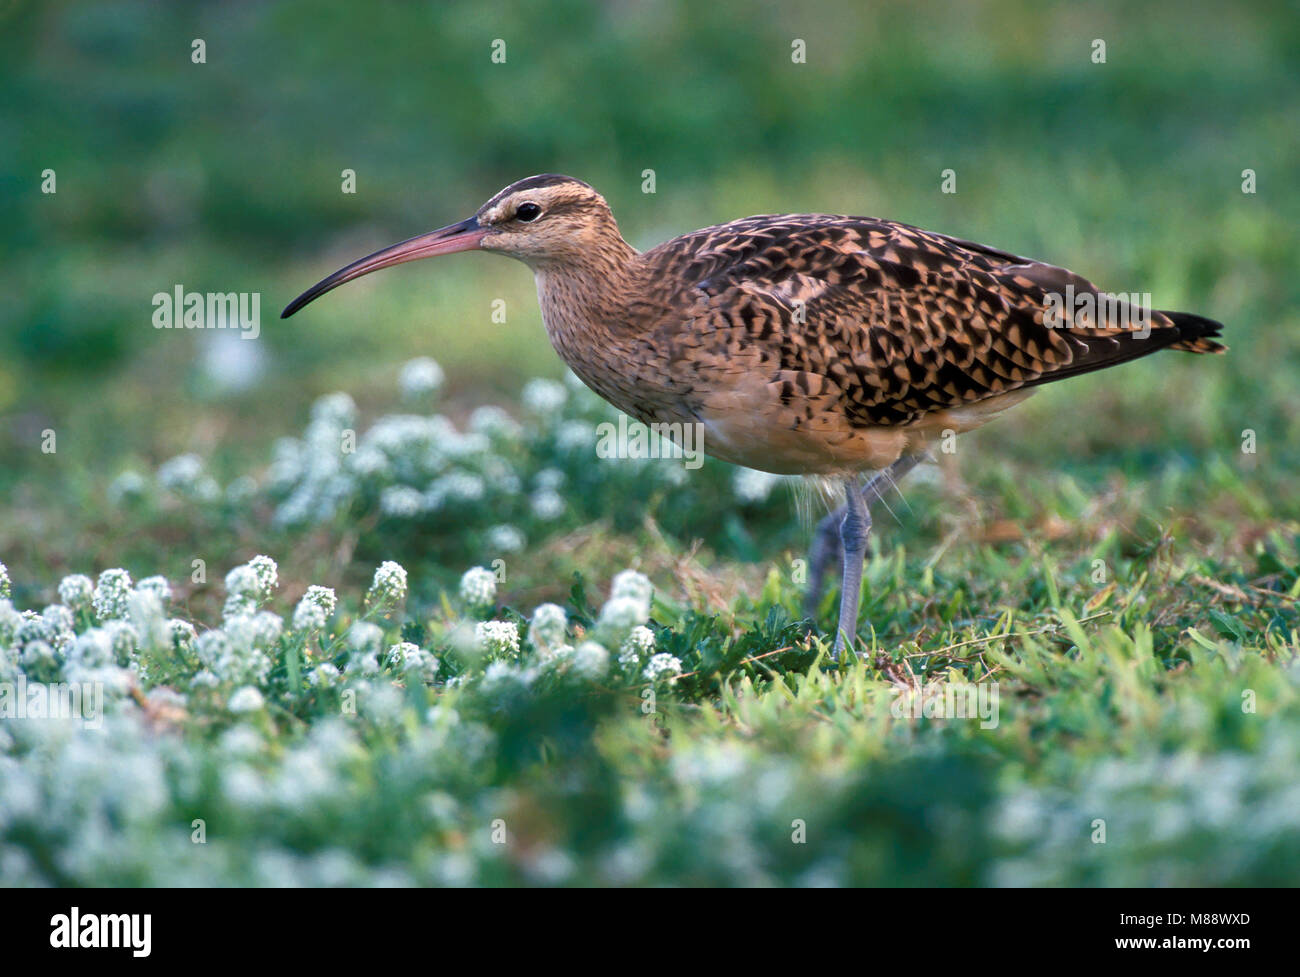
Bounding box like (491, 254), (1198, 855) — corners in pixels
(515, 202), (542, 222)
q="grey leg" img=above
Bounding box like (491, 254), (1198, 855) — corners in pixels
(804, 454), (926, 617)
(832, 475), (871, 661)
(805, 506), (844, 617)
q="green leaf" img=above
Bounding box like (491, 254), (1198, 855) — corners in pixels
(1208, 609), (1247, 643)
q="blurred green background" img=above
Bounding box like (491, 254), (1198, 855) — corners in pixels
(1, 0), (1297, 574)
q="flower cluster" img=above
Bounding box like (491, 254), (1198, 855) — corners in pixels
(222, 555), (280, 619)
(117, 362), (794, 575)
(454, 568), (662, 687)
(399, 356), (445, 402)
(293, 585), (337, 632)
(367, 561), (408, 608)
(92, 568), (134, 622)
(475, 620), (521, 662)
(459, 566), (497, 613)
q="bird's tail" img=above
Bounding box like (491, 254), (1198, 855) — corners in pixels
(1163, 310), (1227, 353)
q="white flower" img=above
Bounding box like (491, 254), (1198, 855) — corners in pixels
(69, 629), (115, 668)
(195, 622), (272, 686)
(482, 660), (527, 691)
(528, 603), (568, 654)
(521, 378), (567, 415)
(476, 620), (520, 661)
(432, 471), (485, 503)
(346, 651), (380, 677)
(292, 584), (338, 628)
(104, 619), (137, 660)
(572, 641), (609, 679)
(368, 561), (408, 607)
(733, 467), (782, 504)
(223, 592), (258, 621)
(57, 574), (94, 610)
(0, 600), (20, 648)
(21, 641), (56, 669)
(389, 642), (439, 682)
(538, 643), (573, 666)
(168, 619), (197, 649)
(387, 641), (419, 667)
(218, 725), (264, 758)
(610, 570), (653, 607)
(350, 446), (389, 477)
(347, 622), (383, 657)
(251, 611), (283, 647)
(380, 485), (425, 518)
(225, 556), (277, 608)
(311, 392), (356, 428)
(619, 625), (656, 665)
(556, 420), (595, 452)
(486, 524), (525, 554)
(228, 686), (265, 713)
(225, 565), (260, 598)
(470, 406), (522, 440)
(662, 465), (688, 487)
(530, 488), (565, 521)
(127, 590), (167, 649)
(459, 567), (497, 611)
(292, 600), (327, 632)
(248, 555), (279, 597)
(135, 575), (172, 604)
(92, 569), (133, 622)
(195, 629), (231, 666)
(157, 453), (204, 493)
(309, 663), (342, 688)
(535, 468), (566, 491)
(599, 595), (649, 634)
(297, 585), (337, 619)
(399, 357), (445, 401)
(42, 603), (75, 638)
(107, 470), (147, 505)
(643, 653), (683, 685)
(0, 562), (9, 600)
(16, 610), (51, 646)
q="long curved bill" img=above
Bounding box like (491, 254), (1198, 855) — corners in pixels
(281, 216), (485, 318)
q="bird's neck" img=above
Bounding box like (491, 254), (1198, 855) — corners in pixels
(532, 238), (647, 383)
(527, 240), (670, 420)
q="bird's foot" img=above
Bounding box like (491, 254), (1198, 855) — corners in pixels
(803, 453), (927, 620)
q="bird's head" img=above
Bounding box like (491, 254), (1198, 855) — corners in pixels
(282, 174), (621, 318)
(475, 174), (620, 263)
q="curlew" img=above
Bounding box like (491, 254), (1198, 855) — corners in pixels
(283, 175), (1225, 661)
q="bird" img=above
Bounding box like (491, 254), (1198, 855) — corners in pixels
(282, 174), (1225, 661)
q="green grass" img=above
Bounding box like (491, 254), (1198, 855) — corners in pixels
(2, 371), (1297, 885)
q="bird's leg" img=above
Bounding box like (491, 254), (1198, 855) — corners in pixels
(806, 507), (845, 617)
(831, 475), (871, 662)
(805, 454), (926, 618)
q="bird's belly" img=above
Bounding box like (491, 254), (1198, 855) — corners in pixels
(689, 370), (911, 475)
(691, 373), (1035, 476)
(692, 409), (909, 475)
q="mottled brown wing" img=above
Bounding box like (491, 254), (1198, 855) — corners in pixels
(672, 215), (1223, 428)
